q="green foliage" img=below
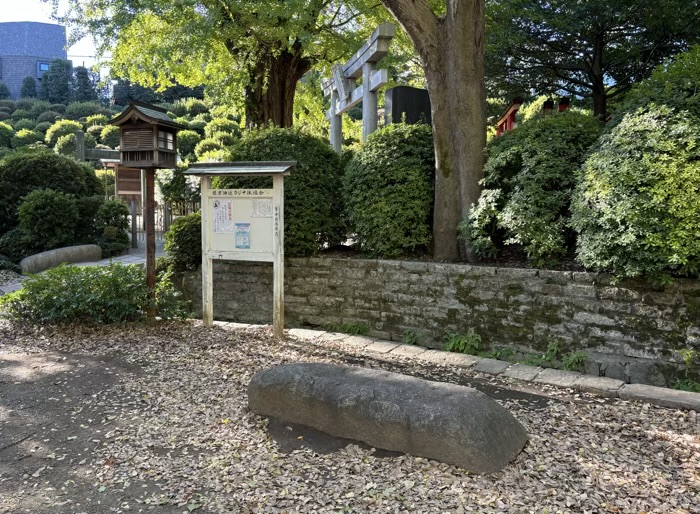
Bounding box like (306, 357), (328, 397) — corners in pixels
(0, 259), (21, 273)
(674, 379), (700, 393)
(0, 113), (10, 122)
(176, 130), (202, 160)
(204, 118), (241, 139)
(72, 67), (98, 102)
(562, 351), (588, 372)
(74, 195), (105, 242)
(100, 125), (121, 148)
(0, 100), (15, 111)
(13, 119), (35, 131)
(27, 100), (52, 119)
(11, 129), (43, 148)
(0, 151), (102, 233)
(33, 122), (52, 135)
(87, 124), (104, 139)
(37, 110), (62, 123)
(20, 77), (37, 98)
(0, 122), (13, 147)
(18, 189), (79, 251)
(157, 168), (200, 204)
(215, 128), (346, 256)
(86, 114), (109, 126)
(322, 321), (369, 336)
(443, 330), (483, 355)
(0, 262), (185, 324)
(96, 200), (130, 231)
(50, 104), (66, 114)
(402, 329), (419, 345)
(55, 132), (97, 156)
(343, 123), (435, 258)
(65, 101), (108, 120)
(174, 98), (209, 117)
(187, 119), (206, 136)
(572, 106), (700, 279)
(45, 119), (83, 147)
(194, 137), (225, 159)
(461, 110), (601, 265)
(11, 109), (32, 121)
(0, 83), (10, 100)
(164, 212), (201, 271)
(0, 227), (35, 262)
(40, 59), (73, 104)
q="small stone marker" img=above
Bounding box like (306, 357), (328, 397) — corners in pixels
(248, 363), (528, 473)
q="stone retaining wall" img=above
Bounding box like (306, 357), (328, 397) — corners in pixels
(177, 258), (700, 387)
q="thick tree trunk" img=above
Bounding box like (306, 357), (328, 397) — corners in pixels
(382, 0), (486, 261)
(243, 45), (312, 128)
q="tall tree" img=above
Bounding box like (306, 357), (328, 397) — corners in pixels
(20, 77), (37, 98)
(40, 59), (73, 104)
(379, 0), (486, 261)
(486, 0), (700, 118)
(72, 66), (98, 102)
(53, 0), (380, 128)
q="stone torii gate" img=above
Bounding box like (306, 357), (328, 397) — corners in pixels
(323, 23), (396, 152)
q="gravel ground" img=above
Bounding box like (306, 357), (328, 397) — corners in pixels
(1, 320), (698, 514)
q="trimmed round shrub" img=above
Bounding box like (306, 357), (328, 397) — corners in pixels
(18, 189), (79, 251)
(0, 113), (10, 122)
(37, 110), (62, 123)
(11, 109), (32, 120)
(45, 119), (83, 147)
(214, 128), (346, 256)
(50, 103), (66, 114)
(13, 118), (35, 131)
(0, 99), (16, 111)
(0, 227), (35, 262)
(187, 119), (206, 136)
(0, 83), (10, 100)
(33, 121), (52, 135)
(0, 121), (13, 147)
(14, 99), (35, 111)
(20, 77), (38, 98)
(176, 130), (201, 160)
(461, 110), (601, 265)
(74, 195), (105, 242)
(100, 125), (120, 148)
(571, 106), (700, 279)
(65, 101), (109, 120)
(11, 129), (43, 148)
(205, 118), (241, 139)
(0, 106), (11, 114)
(194, 137), (225, 159)
(27, 100), (51, 118)
(55, 132), (96, 156)
(0, 152), (103, 232)
(174, 97), (208, 117)
(344, 123), (435, 258)
(95, 200), (130, 257)
(86, 114), (109, 126)
(164, 211), (201, 271)
(87, 124), (104, 139)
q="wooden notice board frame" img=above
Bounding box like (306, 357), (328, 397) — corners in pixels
(184, 161), (295, 337)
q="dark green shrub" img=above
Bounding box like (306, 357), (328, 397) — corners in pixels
(37, 111), (62, 123)
(187, 119), (206, 136)
(98, 225), (131, 257)
(0, 262), (185, 324)
(461, 110), (601, 265)
(344, 123), (435, 258)
(86, 114), (109, 126)
(0, 113), (10, 122)
(11, 109), (32, 121)
(65, 101), (109, 120)
(164, 212), (201, 271)
(178, 98), (209, 117)
(571, 106), (700, 279)
(13, 119), (35, 131)
(0, 152), (103, 232)
(0, 259), (21, 273)
(45, 119), (83, 147)
(0, 100), (15, 111)
(194, 137), (225, 159)
(176, 130), (201, 160)
(0, 107), (10, 114)
(27, 100), (51, 119)
(0, 122), (13, 147)
(14, 99), (35, 111)
(0, 227), (35, 262)
(50, 104), (66, 114)
(157, 167), (200, 204)
(205, 118), (241, 139)
(215, 128), (346, 256)
(94, 200), (131, 257)
(75, 195), (105, 242)
(100, 125), (120, 148)
(11, 129), (43, 148)
(54, 132), (96, 156)
(0, 83), (10, 100)
(33, 121), (52, 135)
(20, 77), (37, 98)
(18, 189), (79, 251)
(86, 124), (104, 139)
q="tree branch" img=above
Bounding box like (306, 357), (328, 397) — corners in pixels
(380, 0), (439, 61)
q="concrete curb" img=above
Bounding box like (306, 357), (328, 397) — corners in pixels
(20, 245), (102, 274)
(213, 321), (700, 413)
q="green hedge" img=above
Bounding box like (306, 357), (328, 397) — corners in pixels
(18, 189), (79, 251)
(165, 212), (201, 271)
(343, 123), (435, 258)
(571, 106), (700, 279)
(214, 128), (346, 256)
(461, 110), (601, 265)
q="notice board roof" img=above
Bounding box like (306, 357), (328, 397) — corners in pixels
(184, 161), (297, 176)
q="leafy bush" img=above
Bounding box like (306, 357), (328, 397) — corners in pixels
(13, 118), (35, 131)
(15, 99), (37, 111)
(0, 100), (15, 111)
(0, 262), (185, 324)
(0, 83), (10, 100)
(0, 106), (10, 114)
(86, 124), (104, 139)
(164, 212), (201, 271)
(65, 101), (110, 120)
(18, 189), (79, 251)
(443, 330), (484, 354)
(0, 227), (35, 262)
(571, 106), (700, 279)
(0, 113), (10, 122)
(461, 110), (601, 265)
(157, 167), (200, 204)
(215, 128), (346, 256)
(194, 137), (225, 159)
(20, 77), (37, 98)
(37, 110), (62, 123)
(49, 103), (66, 114)
(11, 129), (43, 148)
(75, 195), (105, 242)
(54, 132), (96, 156)
(33, 121), (52, 135)
(11, 109), (32, 120)
(45, 119), (83, 147)
(176, 130), (201, 160)
(176, 97), (209, 117)
(100, 125), (121, 148)
(0, 259), (21, 273)
(205, 118), (241, 139)
(0, 122), (13, 147)
(27, 100), (51, 119)
(0, 152), (103, 232)
(344, 123), (435, 258)
(86, 114), (109, 126)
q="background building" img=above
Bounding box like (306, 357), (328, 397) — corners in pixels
(0, 21), (68, 99)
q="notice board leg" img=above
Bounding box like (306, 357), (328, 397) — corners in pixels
(203, 257), (213, 327)
(273, 174), (284, 339)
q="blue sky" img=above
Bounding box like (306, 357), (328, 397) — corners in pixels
(0, 0), (99, 67)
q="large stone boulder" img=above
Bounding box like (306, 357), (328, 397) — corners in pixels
(248, 363), (528, 473)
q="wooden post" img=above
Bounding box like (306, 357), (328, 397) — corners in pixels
(130, 200), (138, 249)
(273, 174), (285, 338)
(200, 177), (213, 327)
(145, 168), (156, 319)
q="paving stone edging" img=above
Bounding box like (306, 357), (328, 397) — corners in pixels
(211, 322), (700, 412)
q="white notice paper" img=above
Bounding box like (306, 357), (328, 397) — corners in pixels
(251, 199), (273, 218)
(213, 199), (234, 233)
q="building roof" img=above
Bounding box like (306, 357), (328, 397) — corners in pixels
(0, 22), (67, 59)
(184, 162), (297, 176)
(109, 101), (187, 130)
